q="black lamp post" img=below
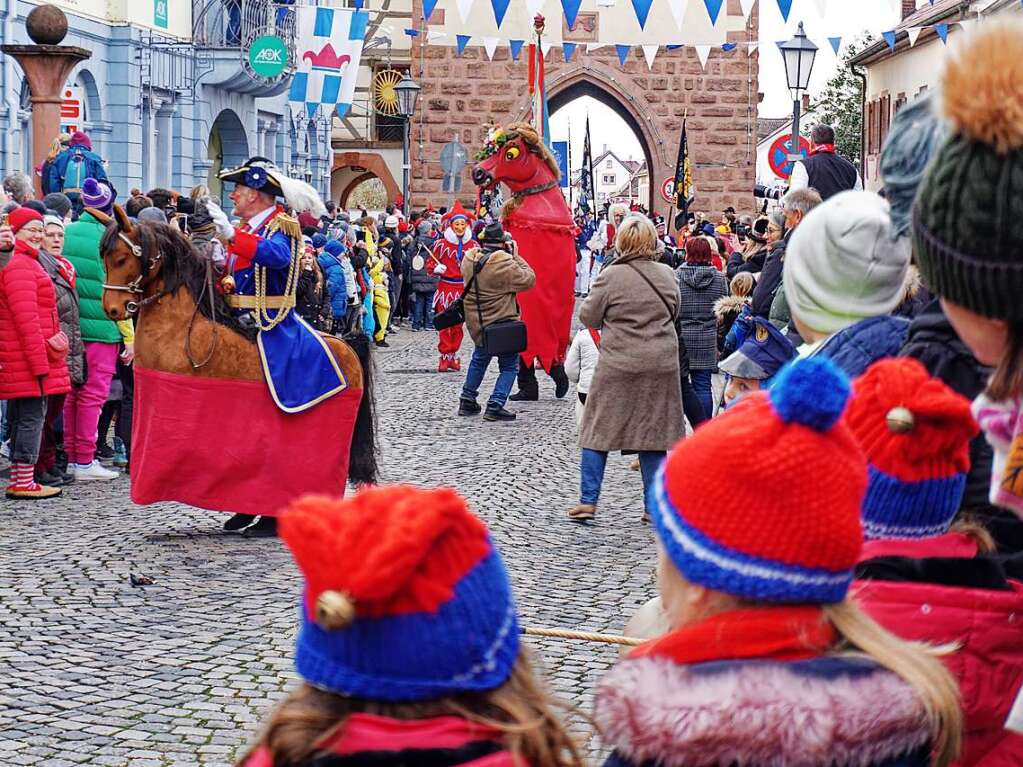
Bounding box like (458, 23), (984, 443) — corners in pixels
(394, 73), (421, 216)
(779, 22), (817, 162)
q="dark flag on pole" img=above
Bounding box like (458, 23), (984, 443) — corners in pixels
(672, 115), (694, 231)
(578, 116), (596, 214)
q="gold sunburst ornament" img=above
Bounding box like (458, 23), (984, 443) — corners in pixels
(373, 69), (404, 116)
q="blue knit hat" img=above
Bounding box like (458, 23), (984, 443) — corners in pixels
(280, 486), (520, 702)
(324, 239), (346, 257)
(311, 233), (327, 249)
(845, 358), (977, 540)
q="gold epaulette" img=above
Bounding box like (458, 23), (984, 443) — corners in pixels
(266, 213), (302, 240)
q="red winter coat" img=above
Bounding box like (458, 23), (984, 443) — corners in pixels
(0, 239), (71, 399)
(854, 533), (1023, 767)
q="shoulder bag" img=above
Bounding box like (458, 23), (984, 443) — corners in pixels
(432, 256), (478, 330)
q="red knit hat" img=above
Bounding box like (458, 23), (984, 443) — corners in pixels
(9, 207), (43, 234)
(846, 358), (977, 539)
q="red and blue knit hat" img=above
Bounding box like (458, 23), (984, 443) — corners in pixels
(279, 486), (519, 702)
(651, 357), (867, 604)
(845, 358), (978, 540)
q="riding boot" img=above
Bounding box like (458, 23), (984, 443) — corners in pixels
(509, 364), (539, 402)
(550, 364), (570, 399)
(223, 513), (257, 532)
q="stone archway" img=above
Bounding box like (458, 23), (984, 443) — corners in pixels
(207, 109), (249, 205)
(330, 151), (400, 207)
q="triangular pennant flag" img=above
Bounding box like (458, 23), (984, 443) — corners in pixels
(423, 0), (440, 20)
(456, 34), (472, 55)
(882, 30), (897, 50)
(483, 36), (499, 60)
(540, 38), (553, 56)
(722, 42), (736, 51)
(666, 44), (684, 50)
(703, 0), (724, 25)
(828, 36), (841, 54)
(747, 42), (759, 54)
(812, 0), (827, 16)
(426, 27), (447, 42)
(616, 44), (631, 66)
(936, 23), (949, 43)
(695, 44), (711, 70)
(642, 44), (659, 68)
(563, 42), (577, 61)
(491, 0), (512, 27)
(632, 0), (654, 28)
(739, 0), (756, 19)
(562, 0), (583, 29)
(586, 42), (606, 52)
(668, 0), (690, 29)
(526, 0), (545, 15)
(776, 0), (792, 21)
(509, 39), (525, 59)
(907, 27), (922, 46)
(455, 0), (474, 24)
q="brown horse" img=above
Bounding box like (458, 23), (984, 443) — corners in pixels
(93, 204), (377, 488)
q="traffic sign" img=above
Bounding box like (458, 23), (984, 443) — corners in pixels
(660, 178), (675, 203)
(768, 134), (811, 180)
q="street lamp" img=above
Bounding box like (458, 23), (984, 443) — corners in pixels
(394, 73), (421, 216)
(779, 22), (817, 163)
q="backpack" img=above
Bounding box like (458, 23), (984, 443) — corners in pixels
(62, 147), (89, 193)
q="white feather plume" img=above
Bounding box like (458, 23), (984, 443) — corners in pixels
(269, 170), (327, 218)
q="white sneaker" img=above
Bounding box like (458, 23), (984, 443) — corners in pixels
(0, 440), (9, 459)
(73, 461), (119, 481)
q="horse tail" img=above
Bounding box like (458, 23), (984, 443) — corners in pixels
(344, 331), (379, 486)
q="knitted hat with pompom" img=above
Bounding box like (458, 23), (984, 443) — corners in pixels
(651, 357), (867, 604)
(279, 485), (519, 702)
(914, 21), (1023, 320)
(845, 358), (978, 540)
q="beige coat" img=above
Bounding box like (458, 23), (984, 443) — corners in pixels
(578, 255), (685, 452)
(460, 246), (536, 347)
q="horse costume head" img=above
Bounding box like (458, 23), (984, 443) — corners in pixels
(472, 123), (561, 194)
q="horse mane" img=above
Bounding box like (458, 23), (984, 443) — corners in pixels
(99, 221), (258, 343)
(504, 122), (562, 180)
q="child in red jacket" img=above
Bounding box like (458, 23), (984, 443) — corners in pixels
(0, 207), (71, 499)
(850, 358), (1023, 766)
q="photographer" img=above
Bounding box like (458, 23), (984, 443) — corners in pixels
(457, 223), (535, 423)
(726, 216), (770, 280)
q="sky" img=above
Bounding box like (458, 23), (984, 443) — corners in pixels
(549, 0), (905, 165)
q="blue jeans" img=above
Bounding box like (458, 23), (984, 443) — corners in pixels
(412, 291), (435, 329)
(580, 448), (665, 516)
(689, 369), (714, 420)
(461, 347), (519, 407)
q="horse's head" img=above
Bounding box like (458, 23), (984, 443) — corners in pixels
(472, 123), (560, 193)
(95, 204), (159, 321)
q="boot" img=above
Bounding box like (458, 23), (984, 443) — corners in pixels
(450, 357), (461, 372)
(244, 516), (278, 538)
(223, 513), (257, 532)
(483, 403), (516, 422)
(550, 364), (570, 399)
(509, 364), (539, 402)
(568, 503), (596, 522)
(438, 357), (450, 373)
(458, 398), (482, 417)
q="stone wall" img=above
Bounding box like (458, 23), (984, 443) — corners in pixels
(408, 0), (759, 222)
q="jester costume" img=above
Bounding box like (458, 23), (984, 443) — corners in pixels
(220, 158), (347, 413)
(431, 202), (476, 372)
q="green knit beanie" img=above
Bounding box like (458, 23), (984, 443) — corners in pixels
(913, 21), (1023, 321)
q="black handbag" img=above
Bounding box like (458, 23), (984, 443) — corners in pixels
(472, 254), (528, 356)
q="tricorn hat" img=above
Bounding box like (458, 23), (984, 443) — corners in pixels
(218, 156), (326, 217)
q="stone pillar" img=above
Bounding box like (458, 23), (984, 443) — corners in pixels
(156, 100), (177, 189)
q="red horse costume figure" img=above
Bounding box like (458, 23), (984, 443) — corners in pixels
(431, 202), (476, 372)
(472, 124), (573, 400)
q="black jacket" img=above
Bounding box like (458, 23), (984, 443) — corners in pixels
(408, 235), (440, 293)
(751, 234), (788, 318)
(726, 245), (767, 281)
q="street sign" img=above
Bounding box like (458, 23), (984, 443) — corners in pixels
(660, 178), (674, 203)
(248, 35), (289, 79)
(768, 134), (811, 180)
(440, 140), (468, 194)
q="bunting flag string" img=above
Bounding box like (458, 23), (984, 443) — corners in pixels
(483, 36), (500, 59)
(935, 23), (949, 43)
(642, 43), (659, 68)
(775, 0), (792, 22)
(456, 34), (472, 54)
(828, 36), (841, 54)
(491, 0), (511, 27)
(631, 0), (654, 29)
(561, 0), (583, 29)
(667, 0), (689, 30)
(616, 44), (631, 65)
(702, 0), (723, 25)
(907, 26), (922, 46)
(882, 30), (897, 50)
(694, 44), (710, 70)
(509, 38), (525, 59)
(563, 41), (577, 61)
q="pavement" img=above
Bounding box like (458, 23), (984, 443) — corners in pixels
(1, 320), (663, 766)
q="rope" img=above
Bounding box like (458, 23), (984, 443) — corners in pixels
(522, 626), (645, 647)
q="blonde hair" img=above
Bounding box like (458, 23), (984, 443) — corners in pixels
(730, 272), (754, 297)
(826, 599), (962, 767)
(237, 651), (584, 767)
(614, 214), (657, 261)
(191, 184), (211, 202)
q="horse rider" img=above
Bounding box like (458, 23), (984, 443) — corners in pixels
(205, 157), (348, 414)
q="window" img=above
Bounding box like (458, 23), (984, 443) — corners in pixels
(602, 174), (616, 184)
(606, 159), (613, 168)
(894, 92), (907, 114)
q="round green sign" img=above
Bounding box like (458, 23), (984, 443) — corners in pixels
(248, 35), (288, 78)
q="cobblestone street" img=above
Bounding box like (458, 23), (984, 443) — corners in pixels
(1, 321), (661, 766)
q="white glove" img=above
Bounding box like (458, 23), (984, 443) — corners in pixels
(205, 200), (235, 241)
(433, 264), (447, 275)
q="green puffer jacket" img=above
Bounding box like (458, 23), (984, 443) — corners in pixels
(64, 212), (121, 343)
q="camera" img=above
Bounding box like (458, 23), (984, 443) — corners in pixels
(754, 184), (785, 201)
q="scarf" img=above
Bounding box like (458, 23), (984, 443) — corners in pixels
(810, 143), (837, 155)
(629, 605), (836, 664)
(972, 393), (1023, 519)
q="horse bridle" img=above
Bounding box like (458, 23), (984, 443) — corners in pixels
(102, 231), (164, 314)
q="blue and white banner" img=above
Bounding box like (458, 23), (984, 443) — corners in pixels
(289, 7), (369, 119)
(552, 141), (569, 188)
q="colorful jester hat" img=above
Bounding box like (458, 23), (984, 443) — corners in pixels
(280, 486), (520, 702)
(651, 357), (868, 604)
(845, 358), (978, 541)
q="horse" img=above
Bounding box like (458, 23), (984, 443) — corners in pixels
(93, 204), (377, 519)
(472, 123), (576, 397)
